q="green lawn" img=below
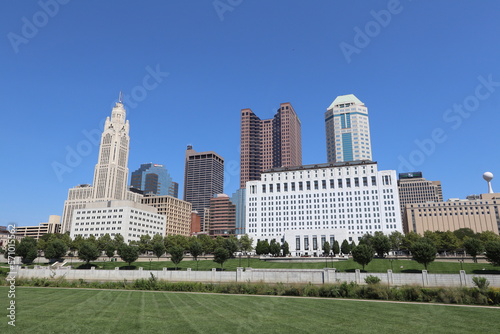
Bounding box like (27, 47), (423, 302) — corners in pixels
(0, 287), (497, 333)
(58, 258), (500, 274)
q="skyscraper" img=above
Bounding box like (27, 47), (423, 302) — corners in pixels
(61, 100), (143, 233)
(325, 94), (372, 163)
(131, 163), (179, 198)
(240, 102), (302, 188)
(183, 145), (224, 220)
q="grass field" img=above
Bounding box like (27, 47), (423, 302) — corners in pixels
(0, 287), (498, 333)
(28, 257), (500, 274)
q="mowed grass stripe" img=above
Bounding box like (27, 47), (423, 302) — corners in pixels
(1, 287), (499, 334)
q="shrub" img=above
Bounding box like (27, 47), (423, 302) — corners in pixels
(472, 276), (490, 290)
(364, 275), (381, 285)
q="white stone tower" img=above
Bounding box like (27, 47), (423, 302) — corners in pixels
(92, 101), (130, 200)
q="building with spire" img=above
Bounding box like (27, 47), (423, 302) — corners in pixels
(61, 98), (149, 234)
(325, 94), (372, 163)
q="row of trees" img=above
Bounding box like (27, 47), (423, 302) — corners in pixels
(9, 232), (256, 269)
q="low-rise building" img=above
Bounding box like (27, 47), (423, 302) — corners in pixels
(403, 193), (500, 234)
(141, 195), (192, 236)
(14, 215), (61, 240)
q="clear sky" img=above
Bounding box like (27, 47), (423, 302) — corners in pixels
(1, 0), (499, 227)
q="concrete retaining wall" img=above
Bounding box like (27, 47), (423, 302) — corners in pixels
(10, 266), (500, 288)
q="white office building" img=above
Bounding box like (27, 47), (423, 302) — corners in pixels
(245, 161), (402, 255)
(69, 200), (166, 244)
(325, 94), (372, 163)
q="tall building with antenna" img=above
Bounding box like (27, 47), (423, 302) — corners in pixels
(61, 97), (144, 233)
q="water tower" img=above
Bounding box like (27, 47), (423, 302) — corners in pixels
(483, 172), (494, 194)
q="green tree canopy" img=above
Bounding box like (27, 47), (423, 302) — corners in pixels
(411, 240), (437, 270)
(119, 245), (139, 266)
(281, 241), (290, 256)
(97, 233), (112, 252)
(322, 241), (331, 256)
(213, 247), (230, 269)
(223, 237), (239, 257)
(138, 234), (152, 254)
(351, 244), (374, 270)
(389, 231), (404, 252)
(401, 231), (421, 251)
(255, 240), (270, 255)
(332, 240), (340, 256)
(152, 241), (166, 260)
(239, 234), (254, 254)
(17, 237), (38, 264)
(371, 233), (391, 258)
(269, 239), (281, 257)
(484, 240), (500, 266)
(168, 245), (185, 269)
(105, 244), (116, 260)
(78, 241), (100, 265)
(463, 238), (484, 263)
(44, 239), (68, 261)
(340, 240), (351, 255)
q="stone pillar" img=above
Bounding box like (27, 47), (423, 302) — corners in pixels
(387, 269), (393, 286)
(355, 269), (361, 284)
(236, 267), (243, 282)
(422, 270), (428, 286)
(459, 270), (467, 287)
(211, 268), (216, 282)
(324, 268), (336, 284)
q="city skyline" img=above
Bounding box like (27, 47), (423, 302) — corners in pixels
(1, 1), (500, 227)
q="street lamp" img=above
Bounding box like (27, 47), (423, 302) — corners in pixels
(459, 259), (464, 271)
(149, 258), (152, 271)
(389, 259), (394, 271)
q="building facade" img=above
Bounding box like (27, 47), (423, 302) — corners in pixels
(14, 215), (61, 240)
(403, 193), (500, 234)
(141, 195), (192, 236)
(325, 94), (372, 163)
(245, 161), (402, 250)
(183, 145), (224, 221)
(61, 100), (143, 233)
(208, 194), (236, 237)
(240, 102), (302, 189)
(69, 200), (165, 243)
(398, 172), (443, 229)
(131, 163), (178, 197)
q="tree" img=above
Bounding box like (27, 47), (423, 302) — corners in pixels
(152, 241), (166, 261)
(71, 235), (85, 254)
(223, 237), (239, 258)
(332, 240), (340, 256)
(341, 240), (350, 255)
(168, 246), (184, 270)
(119, 245), (139, 266)
(188, 240), (203, 270)
(239, 234), (254, 254)
(17, 237), (38, 264)
(78, 241), (100, 265)
(281, 241), (290, 257)
(484, 240), (500, 266)
(97, 233), (112, 253)
(105, 244), (115, 261)
(165, 235), (189, 250)
(371, 233), (391, 258)
(44, 239), (68, 261)
(351, 244), (374, 270)
(411, 240), (437, 270)
(389, 231), (404, 253)
(138, 234), (152, 254)
(401, 231), (421, 252)
(197, 234), (215, 254)
(453, 228), (475, 241)
(322, 241), (331, 256)
(440, 231), (460, 254)
(358, 233), (373, 246)
(255, 240), (270, 255)
(269, 239), (281, 257)
(477, 231), (500, 243)
(350, 241), (356, 253)
(113, 234), (125, 250)
(213, 247), (230, 269)
(463, 238), (484, 263)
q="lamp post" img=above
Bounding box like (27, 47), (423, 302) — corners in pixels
(149, 258), (152, 271)
(459, 259), (464, 271)
(389, 259), (394, 271)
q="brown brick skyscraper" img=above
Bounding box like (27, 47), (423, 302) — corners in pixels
(240, 102), (302, 188)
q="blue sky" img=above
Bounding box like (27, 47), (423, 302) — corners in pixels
(1, 0), (499, 227)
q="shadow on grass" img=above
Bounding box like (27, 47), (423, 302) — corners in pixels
(472, 269), (500, 275)
(74, 264), (97, 270)
(401, 269), (422, 273)
(119, 265), (137, 270)
(344, 268), (367, 273)
(166, 267), (182, 271)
